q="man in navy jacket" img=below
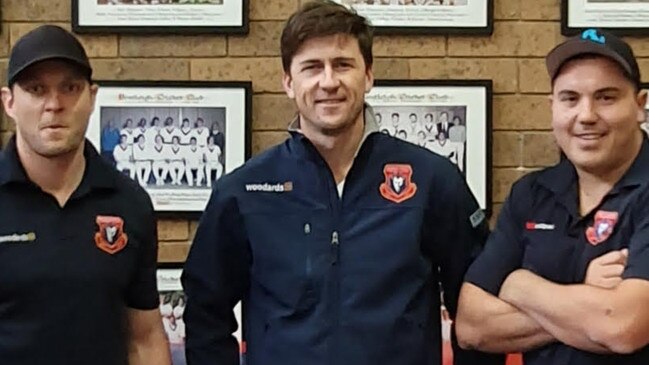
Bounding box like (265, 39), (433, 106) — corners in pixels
(182, 1), (502, 364)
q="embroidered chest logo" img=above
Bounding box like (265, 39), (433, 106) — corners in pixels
(95, 216), (128, 254)
(585, 210), (618, 246)
(379, 164), (417, 203)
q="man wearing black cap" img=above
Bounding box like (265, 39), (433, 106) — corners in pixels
(455, 28), (649, 364)
(0, 25), (170, 365)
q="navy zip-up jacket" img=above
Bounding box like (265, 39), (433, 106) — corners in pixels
(182, 116), (503, 365)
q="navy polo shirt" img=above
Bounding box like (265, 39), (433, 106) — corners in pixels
(466, 137), (649, 364)
(0, 137), (159, 365)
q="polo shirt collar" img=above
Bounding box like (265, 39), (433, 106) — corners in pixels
(0, 135), (117, 190)
(287, 103), (380, 150)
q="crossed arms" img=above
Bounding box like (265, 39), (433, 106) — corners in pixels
(456, 248), (649, 355)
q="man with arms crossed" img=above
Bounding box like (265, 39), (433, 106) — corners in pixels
(456, 28), (649, 364)
(0, 25), (170, 365)
(182, 1), (502, 365)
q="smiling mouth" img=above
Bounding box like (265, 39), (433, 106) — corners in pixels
(575, 133), (605, 140)
(316, 98), (346, 104)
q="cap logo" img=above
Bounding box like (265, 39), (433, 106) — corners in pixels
(581, 29), (605, 44)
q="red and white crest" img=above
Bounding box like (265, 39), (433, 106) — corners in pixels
(95, 216), (128, 254)
(379, 164), (417, 203)
(585, 210), (618, 246)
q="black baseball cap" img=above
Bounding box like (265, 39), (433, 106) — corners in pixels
(546, 28), (640, 88)
(7, 25), (92, 86)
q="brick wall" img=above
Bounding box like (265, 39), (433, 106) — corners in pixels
(2, 0), (644, 262)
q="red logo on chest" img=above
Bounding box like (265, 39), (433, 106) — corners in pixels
(585, 210), (618, 246)
(379, 164), (417, 203)
(95, 216), (128, 254)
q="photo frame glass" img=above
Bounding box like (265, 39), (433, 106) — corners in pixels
(332, 0), (492, 34)
(563, 0), (649, 35)
(73, 0), (247, 34)
(368, 80), (491, 212)
(86, 81), (250, 213)
(157, 266), (243, 365)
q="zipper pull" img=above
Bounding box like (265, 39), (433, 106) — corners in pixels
(330, 231), (339, 265)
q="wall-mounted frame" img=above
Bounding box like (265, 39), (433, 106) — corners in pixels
(72, 0), (248, 34)
(157, 264), (243, 365)
(368, 79), (492, 215)
(561, 0), (649, 36)
(86, 81), (251, 215)
(333, 0), (493, 35)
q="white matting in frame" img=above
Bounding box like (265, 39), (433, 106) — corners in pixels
(563, 0), (649, 35)
(86, 81), (251, 213)
(367, 80), (492, 212)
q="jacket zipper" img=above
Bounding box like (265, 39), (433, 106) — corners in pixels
(330, 230), (339, 265)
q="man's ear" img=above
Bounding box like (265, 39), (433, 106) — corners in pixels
(365, 66), (374, 93)
(1, 86), (16, 121)
(636, 89), (647, 124)
(88, 83), (99, 114)
(283, 72), (295, 99)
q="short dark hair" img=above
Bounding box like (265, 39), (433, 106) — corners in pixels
(280, 0), (373, 73)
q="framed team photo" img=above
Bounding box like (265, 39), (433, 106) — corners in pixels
(86, 81), (251, 215)
(157, 264), (243, 365)
(368, 79), (492, 215)
(561, 0), (649, 35)
(72, 0), (248, 34)
(333, 0), (493, 35)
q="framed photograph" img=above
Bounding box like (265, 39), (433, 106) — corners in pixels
(157, 264), (243, 365)
(86, 81), (251, 215)
(562, 0), (649, 36)
(72, 0), (248, 34)
(368, 79), (492, 215)
(333, 0), (493, 35)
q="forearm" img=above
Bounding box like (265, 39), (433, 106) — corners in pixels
(128, 328), (171, 365)
(501, 270), (615, 353)
(456, 283), (554, 353)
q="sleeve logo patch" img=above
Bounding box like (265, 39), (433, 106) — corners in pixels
(469, 209), (486, 228)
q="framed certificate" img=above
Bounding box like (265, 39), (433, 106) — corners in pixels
(72, 0), (249, 34)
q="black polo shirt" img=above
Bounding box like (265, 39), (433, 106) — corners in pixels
(0, 137), (159, 365)
(465, 137), (649, 364)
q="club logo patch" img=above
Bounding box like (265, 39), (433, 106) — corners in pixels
(94, 216), (128, 254)
(585, 210), (618, 246)
(379, 164), (417, 203)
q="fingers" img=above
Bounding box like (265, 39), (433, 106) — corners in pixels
(592, 249), (629, 266)
(599, 263), (625, 278)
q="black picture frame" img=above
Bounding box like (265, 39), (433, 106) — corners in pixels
(86, 80), (252, 218)
(334, 0), (493, 35)
(369, 79), (493, 216)
(561, 0), (649, 36)
(72, 0), (249, 35)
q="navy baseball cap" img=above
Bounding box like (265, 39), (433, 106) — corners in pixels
(7, 25), (92, 86)
(546, 28), (640, 88)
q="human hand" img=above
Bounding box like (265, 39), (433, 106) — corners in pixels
(584, 249), (628, 289)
